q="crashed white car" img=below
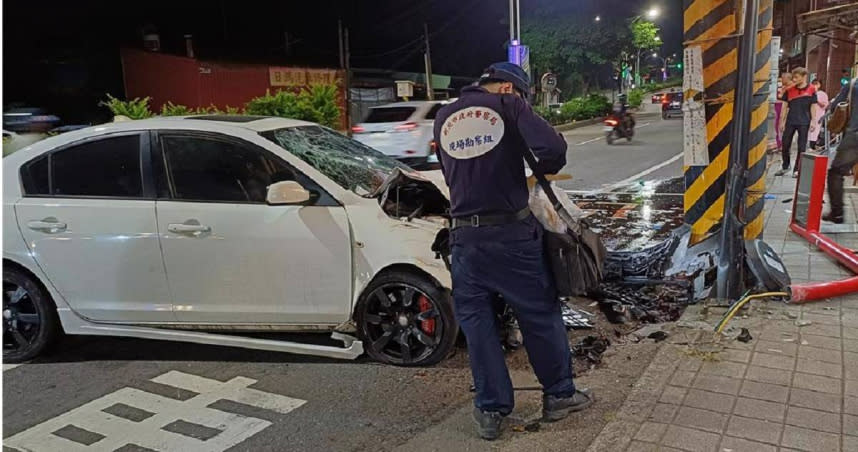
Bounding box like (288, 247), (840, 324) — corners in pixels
(3, 115), (456, 366)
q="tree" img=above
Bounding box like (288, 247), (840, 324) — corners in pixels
(522, 15), (630, 96)
(630, 18), (661, 52)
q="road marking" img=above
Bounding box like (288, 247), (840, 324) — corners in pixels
(570, 122), (652, 146)
(5, 370), (306, 452)
(594, 151), (684, 193)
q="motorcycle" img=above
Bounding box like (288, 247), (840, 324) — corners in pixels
(604, 109), (635, 145)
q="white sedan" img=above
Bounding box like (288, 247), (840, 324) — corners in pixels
(3, 115), (456, 366)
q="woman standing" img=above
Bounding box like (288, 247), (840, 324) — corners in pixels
(809, 79), (829, 149)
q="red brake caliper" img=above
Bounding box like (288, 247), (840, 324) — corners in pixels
(418, 295), (435, 334)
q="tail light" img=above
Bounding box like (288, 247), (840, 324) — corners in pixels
(394, 122), (418, 132)
(351, 126), (365, 133)
(605, 119), (618, 126)
(662, 97), (669, 104)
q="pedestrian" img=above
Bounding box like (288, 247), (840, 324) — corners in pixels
(776, 67), (817, 177)
(823, 76), (858, 224)
(773, 73), (790, 151)
(432, 62), (593, 441)
(809, 79), (829, 150)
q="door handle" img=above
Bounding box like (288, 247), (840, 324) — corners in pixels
(27, 219), (67, 233)
(167, 222), (211, 236)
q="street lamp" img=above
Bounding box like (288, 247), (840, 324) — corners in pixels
(595, 15), (601, 22)
(647, 7), (660, 19)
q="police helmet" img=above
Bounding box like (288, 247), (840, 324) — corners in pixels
(478, 62), (531, 99)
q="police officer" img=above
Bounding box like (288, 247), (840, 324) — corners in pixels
(433, 62), (593, 440)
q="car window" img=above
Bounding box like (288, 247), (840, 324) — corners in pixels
(161, 134), (334, 205)
(363, 107), (416, 123)
(21, 155), (49, 195)
(425, 104), (443, 120)
(51, 135), (143, 198)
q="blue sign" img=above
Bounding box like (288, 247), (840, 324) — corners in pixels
(508, 44), (530, 77)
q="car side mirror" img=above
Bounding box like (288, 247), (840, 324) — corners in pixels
(267, 181), (311, 205)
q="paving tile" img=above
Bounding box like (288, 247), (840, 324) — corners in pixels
(625, 440), (659, 452)
(649, 403), (679, 423)
(733, 397), (786, 423)
(846, 396), (858, 416)
(780, 425), (840, 452)
(785, 406), (841, 434)
(792, 373), (842, 395)
(800, 313), (842, 325)
(721, 348), (752, 364)
(798, 334), (842, 351)
(673, 406), (728, 434)
(725, 415), (783, 444)
(759, 329), (800, 343)
(752, 352), (797, 371)
(659, 386), (688, 405)
(754, 340), (799, 356)
(797, 346), (843, 364)
(845, 339), (858, 353)
(693, 375), (742, 396)
(788, 388), (842, 413)
(718, 436), (777, 452)
(683, 389), (735, 414)
(633, 422), (668, 443)
(678, 357), (704, 372)
(843, 327), (858, 340)
(660, 425), (721, 452)
(795, 358), (843, 379)
(699, 361), (748, 379)
(846, 379), (858, 397)
(739, 380), (790, 404)
(671, 370), (697, 388)
(746, 366), (794, 386)
(799, 324), (841, 338)
(845, 414), (858, 435)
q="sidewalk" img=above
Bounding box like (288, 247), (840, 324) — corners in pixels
(587, 157), (858, 452)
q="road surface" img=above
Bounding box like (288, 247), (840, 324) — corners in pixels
(3, 115), (684, 452)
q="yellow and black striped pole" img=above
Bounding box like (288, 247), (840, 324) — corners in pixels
(683, 0), (773, 245)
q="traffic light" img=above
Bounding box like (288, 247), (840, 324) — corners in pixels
(843, 77), (851, 86)
(676, 62), (682, 69)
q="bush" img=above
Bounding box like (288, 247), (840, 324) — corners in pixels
(100, 94), (153, 120)
(160, 102), (195, 116)
(628, 88), (644, 108)
(245, 83), (341, 129)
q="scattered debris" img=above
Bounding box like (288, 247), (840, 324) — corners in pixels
(597, 281), (689, 323)
(782, 198), (793, 203)
(737, 328), (753, 343)
(648, 331), (669, 342)
(561, 303), (595, 329)
(632, 324), (667, 340)
(786, 312), (799, 319)
(795, 319), (812, 327)
(801, 340), (809, 345)
(572, 335), (610, 364)
(823, 307), (834, 311)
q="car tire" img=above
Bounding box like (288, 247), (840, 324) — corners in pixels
(3, 267), (60, 363)
(355, 270), (457, 367)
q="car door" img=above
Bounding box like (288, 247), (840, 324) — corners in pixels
(15, 132), (175, 322)
(154, 131), (352, 325)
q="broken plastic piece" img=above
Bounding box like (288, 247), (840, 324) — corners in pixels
(737, 328), (753, 343)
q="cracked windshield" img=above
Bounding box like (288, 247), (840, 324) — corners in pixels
(263, 126), (410, 196)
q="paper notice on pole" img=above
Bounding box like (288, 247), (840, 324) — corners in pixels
(770, 36), (781, 103)
(683, 46), (708, 166)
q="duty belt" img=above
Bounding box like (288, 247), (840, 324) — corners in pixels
(451, 207), (531, 230)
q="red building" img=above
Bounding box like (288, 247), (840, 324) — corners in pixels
(775, 0), (858, 93)
(120, 48), (347, 129)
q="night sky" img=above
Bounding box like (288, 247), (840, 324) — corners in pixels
(3, 0), (682, 123)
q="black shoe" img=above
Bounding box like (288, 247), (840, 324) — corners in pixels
(472, 408), (504, 440)
(775, 169), (788, 176)
(822, 212), (845, 224)
(542, 388), (594, 422)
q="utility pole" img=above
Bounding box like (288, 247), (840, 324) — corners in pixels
(424, 23), (434, 100)
(509, 0), (515, 42)
(716, 0), (761, 299)
(338, 20), (352, 133)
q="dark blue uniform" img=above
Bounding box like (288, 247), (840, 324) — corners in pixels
(433, 85), (576, 415)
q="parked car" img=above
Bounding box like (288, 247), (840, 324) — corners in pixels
(352, 101), (449, 168)
(3, 115), (457, 366)
(662, 92), (684, 119)
(651, 93), (664, 104)
(3, 107), (61, 133)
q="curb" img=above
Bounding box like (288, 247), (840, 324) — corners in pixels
(554, 117), (605, 132)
